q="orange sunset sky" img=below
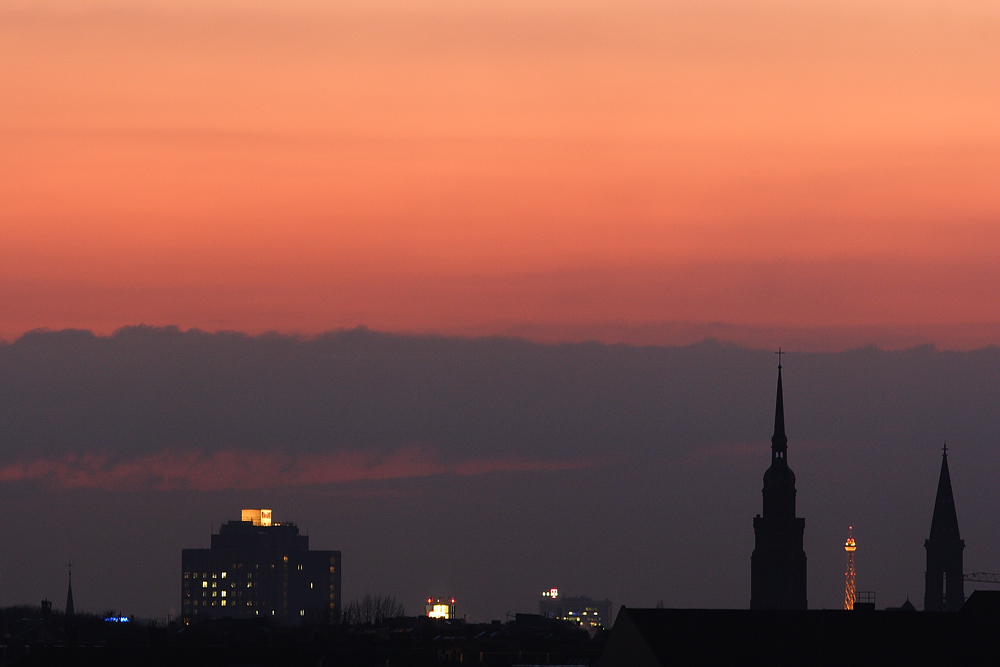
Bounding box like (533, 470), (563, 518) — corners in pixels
(3, 0), (999, 350)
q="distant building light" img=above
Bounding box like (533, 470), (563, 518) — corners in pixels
(426, 597), (456, 619)
(104, 617), (130, 623)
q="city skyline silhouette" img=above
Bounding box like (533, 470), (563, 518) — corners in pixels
(1, 326), (997, 622)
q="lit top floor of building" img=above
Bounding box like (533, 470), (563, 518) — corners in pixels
(181, 509), (341, 626)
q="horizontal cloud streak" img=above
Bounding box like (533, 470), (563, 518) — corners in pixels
(0, 448), (591, 491)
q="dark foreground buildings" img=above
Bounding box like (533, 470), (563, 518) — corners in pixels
(538, 589), (613, 631)
(598, 593), (1000, 667)
(1, 608), (604, 666)
(750, 362), (807, 609)
(925, 446), (965, 612)
(181, 509), (341, 625)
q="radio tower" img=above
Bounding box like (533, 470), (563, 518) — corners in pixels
(844, 526), (857, 610)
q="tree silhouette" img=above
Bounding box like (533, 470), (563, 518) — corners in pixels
(341, 594), (406, 626)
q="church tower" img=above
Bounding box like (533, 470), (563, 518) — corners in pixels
(924, 446), (965, 612)
(751, 360), (807, 609)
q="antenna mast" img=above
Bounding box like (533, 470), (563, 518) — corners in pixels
(844, 526), (857, 610)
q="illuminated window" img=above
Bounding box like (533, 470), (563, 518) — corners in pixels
(221, 572), (227, 579)
(247, 583), (253, 588)
(202, 582), (208, 588)
(300, 610), (305, 616)
(283, 556), (288, 563)
(221, 600), (227, 607)
(212, 582), (217, 588)
(221, 591), (226, 597)
(310, 583), (314, 589)
(212, 573), (217, 579)
(212, 592), (217, 597)
(184, 572), (190, 579)
(297, 565), (303, 571)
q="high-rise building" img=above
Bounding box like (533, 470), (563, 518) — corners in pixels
(924, 446), (965, 612)
(181, 509), (341, 625)
(750, 360), (807, 609)
(538, 589), (613, 630)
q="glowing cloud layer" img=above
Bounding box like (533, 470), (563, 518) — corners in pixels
(0, 449), (591, 491)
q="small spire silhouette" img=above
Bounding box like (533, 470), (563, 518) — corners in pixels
(771, 351), (787, 454)
(66, 562), (75, 618)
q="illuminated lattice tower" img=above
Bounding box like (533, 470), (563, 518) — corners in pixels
(844, 526), (857, 610)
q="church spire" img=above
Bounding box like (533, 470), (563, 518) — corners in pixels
(751, 352), (807, 610)
(929, 445), (961, 541)
(924, 444), (965, 612)
(65, 562), (75, 619)
(772, 356), (787, 458)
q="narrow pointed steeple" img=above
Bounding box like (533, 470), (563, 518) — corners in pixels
(762, 359), (796, 519)
(751, 353), (807, 610)
(65, 562), (75, 619)
(929, 445), (961, 541)
(924, 445), (965, 612)
(772, 361), (787, 458)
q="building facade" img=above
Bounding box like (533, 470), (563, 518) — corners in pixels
(750, 363), (807, 610)
(539, 589), (613, 630)
(924, 447), (965, 612)
(182, 509), (341, 625)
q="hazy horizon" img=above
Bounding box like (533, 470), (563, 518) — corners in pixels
(2, 326), (998, 621)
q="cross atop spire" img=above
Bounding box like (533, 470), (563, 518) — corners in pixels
(775, 348), (784, 369)
(943, 442), (948, 455)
